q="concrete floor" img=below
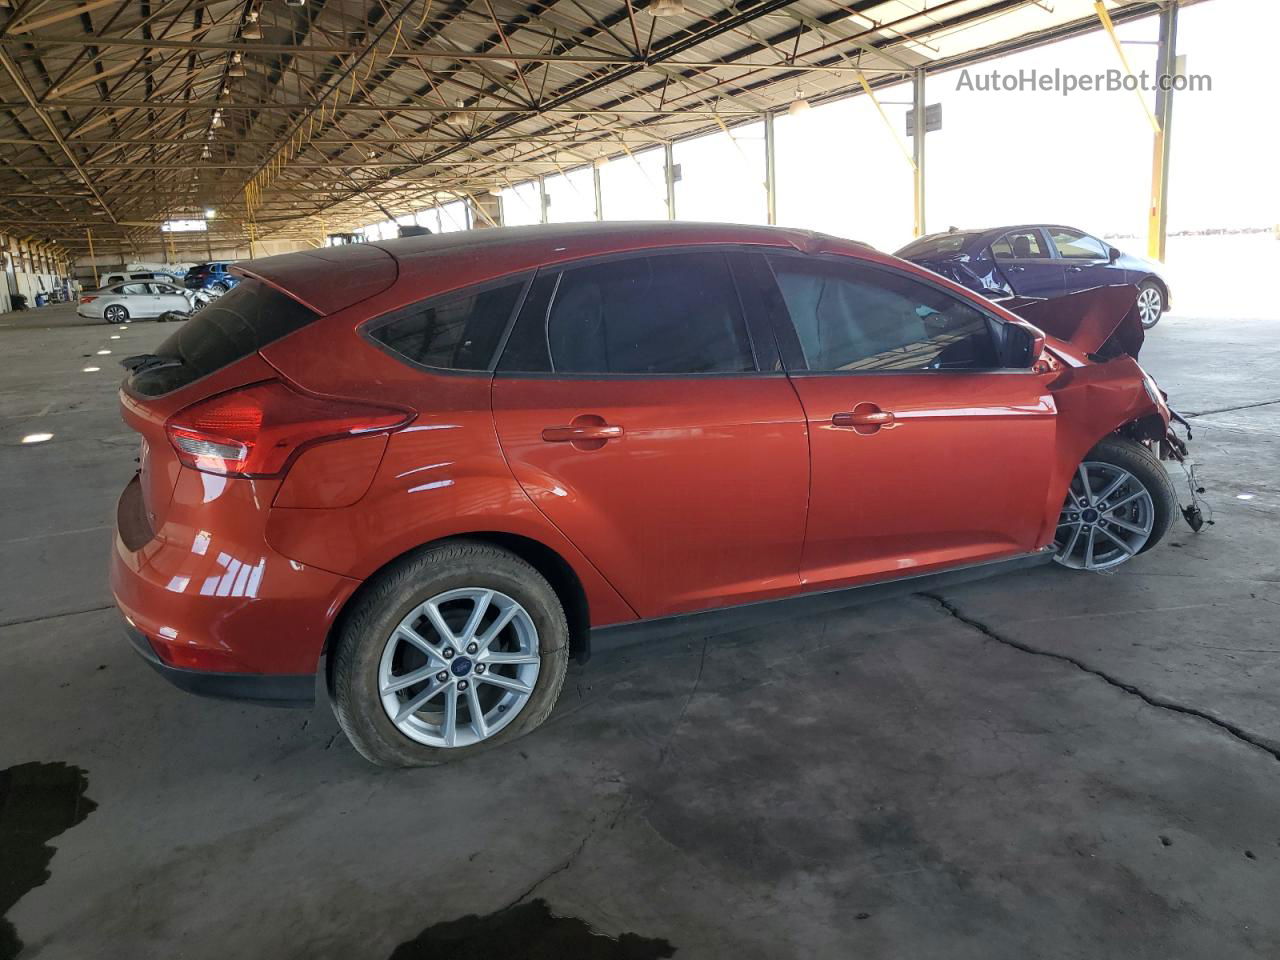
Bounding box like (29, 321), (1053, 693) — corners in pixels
(1, 303), (1277, 959)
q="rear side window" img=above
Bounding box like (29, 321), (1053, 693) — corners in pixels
(499, 251), (755, 375)
(767, 256), (998, 373)
(992, 230), (1048, 259)
(126, 278), (318, 397)
(365, 278), (527, 371)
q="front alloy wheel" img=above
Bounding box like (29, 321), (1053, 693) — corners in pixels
(104, 305), (128, 324)
(1136, 283), (1164, 329)
(378, 588), (540, 748)
(1054, 437), (1178, 571)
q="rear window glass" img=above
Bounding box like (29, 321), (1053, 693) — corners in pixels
(896, 233), (976, 258)
(365, 278), (527, 371)
(126, 278), (319, 397)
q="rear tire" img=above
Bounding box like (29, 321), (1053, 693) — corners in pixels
(209, 282), (228, 294)
(1137, 280), (1164, 329)
(330, 540), (569, 767)
(1054, 436), (1178, 571)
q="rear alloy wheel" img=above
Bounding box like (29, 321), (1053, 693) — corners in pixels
(208, 282), (228, 294)
(103, 305), (128, 324)
(1054, 436), (1177, 571)
(331, 540), (569, 766)
(1136, 281), (1164, 329)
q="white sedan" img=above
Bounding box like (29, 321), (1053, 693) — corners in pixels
(77, 281), (209, 324)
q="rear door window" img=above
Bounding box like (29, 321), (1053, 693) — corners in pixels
(499, 251), (756, 375)
(118, 283), (149, 296)
(126, 278), (319, 397)
(992, 230), (1048, 260)
(364, 277), (528, 371)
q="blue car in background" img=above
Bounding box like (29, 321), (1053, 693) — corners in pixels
(183, 261), (240, 294)
(896, 225), (1171, 328)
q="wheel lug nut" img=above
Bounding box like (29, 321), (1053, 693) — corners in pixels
(458, 680), (469, 691)
(436, 671), (448, 682)
(475, 664), (486, 674)
(466, 642), (478, 654)
(443, 648), (454, 659)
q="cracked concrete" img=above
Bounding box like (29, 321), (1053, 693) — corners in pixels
(2, 306), (1279, 959)
(919, 592), (1280, 763)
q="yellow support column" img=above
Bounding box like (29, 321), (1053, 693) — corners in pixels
(85, 227), (99, 288)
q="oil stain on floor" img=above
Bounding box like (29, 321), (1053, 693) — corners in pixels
(0, 762), (97, 960)
(389, 898), (676, 959)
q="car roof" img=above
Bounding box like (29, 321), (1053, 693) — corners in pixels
(235, 221), (878, 316)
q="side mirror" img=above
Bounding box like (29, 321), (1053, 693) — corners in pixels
(1108, 246), (1121, 263)
(1005, 322), (1046, 369)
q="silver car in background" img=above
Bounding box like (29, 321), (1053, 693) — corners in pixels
(77, 281), (209, 324)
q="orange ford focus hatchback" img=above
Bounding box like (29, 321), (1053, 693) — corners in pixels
(111, 222), (1192, 765)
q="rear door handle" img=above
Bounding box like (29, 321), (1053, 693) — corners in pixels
(1068, 265), (1084, 273)
(541, 424), (624, 443)
(832, 410), (895, 428)
(1007, 265), (1026, 273)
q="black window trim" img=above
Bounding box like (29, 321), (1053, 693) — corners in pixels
(492, 243), (785, 381)
(761, 249), (1035, 378)
(358, 271), (536, 377)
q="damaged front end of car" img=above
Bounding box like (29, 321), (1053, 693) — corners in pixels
(1001, 284), (1210, 535)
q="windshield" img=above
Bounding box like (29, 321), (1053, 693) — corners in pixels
(897, 233), (980, 258)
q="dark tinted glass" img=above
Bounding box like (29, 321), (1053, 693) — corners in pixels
(367, 279), (525, 371)
(768, 257), (998, 373)
(127, 279), (318, 397)
(504, 252), (754, 375)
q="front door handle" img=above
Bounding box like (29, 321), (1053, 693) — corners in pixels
(1068, 265), (1084, 273)
(1007, 265), (1026, 273)
(832, 403), (896, 435)
(832, 410), (895, 428)
(541, 424), (624, 443)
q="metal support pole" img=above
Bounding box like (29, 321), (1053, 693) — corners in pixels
(538, 175), (548, 224)
(912, 68), (927, 238)
(85, 227), (99, 288)
(1149, 1), (1178, 262)
(664, 142), (677, 220)
(764, 111), (777, 225)
(593, 163), (604, 221)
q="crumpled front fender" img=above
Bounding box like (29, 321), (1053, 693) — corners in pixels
(1036, 355), (1169, 546)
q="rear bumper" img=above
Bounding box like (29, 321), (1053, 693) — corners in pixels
(111, 471), (361, 681)
(123, 620), (315, 706)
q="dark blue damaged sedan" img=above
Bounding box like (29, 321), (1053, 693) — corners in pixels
(896, 224), (1172, 329)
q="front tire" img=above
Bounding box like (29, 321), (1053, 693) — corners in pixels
(1054, 436), (1178, 571)
(103, 305), (128, 324)
(330, 540), (569, 767)
(1136, 280), (1164, 329)
(208, 282), (228, 294)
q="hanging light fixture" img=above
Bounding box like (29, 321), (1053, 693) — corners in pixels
(211, 110), (224, 129)
(447, 99), (468, 126)
(201, 145), (212, 159)
(228, 52), (246, 77)
(649, 0), (685, 15)
(788, 88), (810, 115)
(242, 9), (262, 40)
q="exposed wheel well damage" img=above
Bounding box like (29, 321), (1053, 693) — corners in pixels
(322, 532), (591, 682)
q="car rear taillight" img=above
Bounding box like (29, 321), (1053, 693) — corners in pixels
(80, 296), (98, 304)
(165, 380), (412, 477)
